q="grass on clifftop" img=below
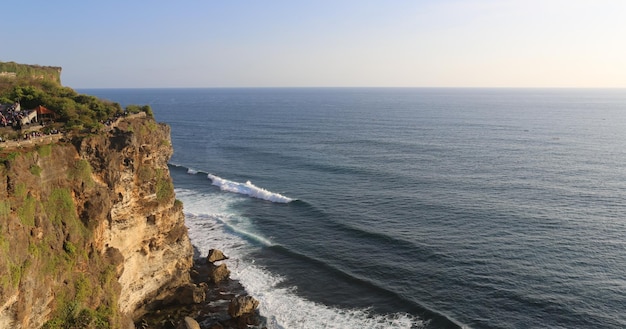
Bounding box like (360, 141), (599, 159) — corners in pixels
(1, 61), (153, 134)
(0, 61), (61, 84)
(0, 66), (162, 327)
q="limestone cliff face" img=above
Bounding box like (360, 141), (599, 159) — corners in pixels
(0, 114), (193, 328)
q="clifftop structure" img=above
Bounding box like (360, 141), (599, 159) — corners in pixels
(0, 61), (130, 135)
(0, 61), (261, 329)
(0, 61), (194, 328)
(0, 61), (62, 85)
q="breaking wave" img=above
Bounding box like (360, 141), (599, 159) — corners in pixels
(207, 174), (294, 203)
(169, 164), (295, 203)
(178, 188), (425, 329)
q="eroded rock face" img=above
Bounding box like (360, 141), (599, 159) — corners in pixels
(207, 249), (229, 263)
(174, 284), (206, 305)
(183, 316), (201, 329)
(208, 263), (231, 284)
(83, 117), (194, 318)
(228, 295), (260, 318)
(0, 115), (193, 328)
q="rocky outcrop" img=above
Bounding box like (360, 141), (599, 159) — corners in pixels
(206, 249), (231, 285)
(174, 283), (207, 305)
(0, 114), (193, 328)
(137, 248), (264, 329)
(183, 316), (201, 329)
(228, 296), (259, 319)
(207, 249), (229, 263)
(80, 117), (194, 318)
(208, 264), (231, 284)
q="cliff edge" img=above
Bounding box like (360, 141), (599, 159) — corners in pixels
(0, 114), (193, 328)
(0, 61), (62, 84)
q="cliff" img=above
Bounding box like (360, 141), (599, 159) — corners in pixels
(0, 61), (62, 85)
(0, 62), (61, 84)
(0, 114), (193, 328)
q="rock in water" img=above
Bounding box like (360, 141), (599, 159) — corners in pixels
(207, 249), (229, 263)
(183, 316), (201, 329)
(228, 295), (260, 318)
(208, 263), (231, 284)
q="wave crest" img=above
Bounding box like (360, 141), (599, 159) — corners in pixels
(207, 174), (294, 203)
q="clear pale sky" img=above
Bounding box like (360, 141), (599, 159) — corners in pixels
(2, 0), (625, 88)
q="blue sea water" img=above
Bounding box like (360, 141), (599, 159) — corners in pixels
(82, 88), (626, 329)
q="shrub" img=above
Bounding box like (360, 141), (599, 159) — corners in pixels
(13, 182), (27, 199)
(156, 179), (174, 202)
(9, 262), (23, 288)
(126, 104), (153, 118)
(0, 230), (8, 253)
(74, 274), (92, 303)
(142, 121), (158, 134)
(1, 152), (20, 162)
(37, 144), (52, 157)
(30, 164), (42, 176)
(46, 188), (77, 226)
(17, 195), (36, 226)
(0, 68), (128, 131)
(155, 168), (174, 202)
(0, 200), (10, 219)
(68, 159), (94, 188)
(63, 240), (77, 256)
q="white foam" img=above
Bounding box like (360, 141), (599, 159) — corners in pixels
(177, 188), (272, 246)
(178, 188), (424, 329)
(187, 168), (199, 175)
(207, 174), (294, 203)
(236, 261), (423, 329)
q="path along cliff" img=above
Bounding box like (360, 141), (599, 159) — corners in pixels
(0, 114), (194, 328)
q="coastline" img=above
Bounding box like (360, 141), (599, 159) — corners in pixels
(81, 87), (626, 329)
(136, 248), (265, 329)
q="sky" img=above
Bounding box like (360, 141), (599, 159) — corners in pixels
(2, 0), (625, 88)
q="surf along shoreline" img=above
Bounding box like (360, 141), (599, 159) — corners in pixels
(135, 162), (267, 327)
(136, 246), (265, 329)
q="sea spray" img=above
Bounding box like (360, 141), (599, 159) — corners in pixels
(179, 188), (424, 329)
(207, 173), (294, 203)
(88, 88), (626, 329)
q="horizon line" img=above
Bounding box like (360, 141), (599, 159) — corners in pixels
(75, 86), (626, 90)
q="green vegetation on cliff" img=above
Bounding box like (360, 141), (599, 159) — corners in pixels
(0, 60), (153, 133)
(0, 61), (61, 84)
(0, 82), (124, 131)
(0, 147), (123, 328)
(0, 61), (187, 329)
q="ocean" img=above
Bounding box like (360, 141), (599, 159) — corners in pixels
(81, 88), (626, 329)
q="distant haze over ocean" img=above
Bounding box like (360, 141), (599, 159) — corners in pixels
(83, 88), (626, 329)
